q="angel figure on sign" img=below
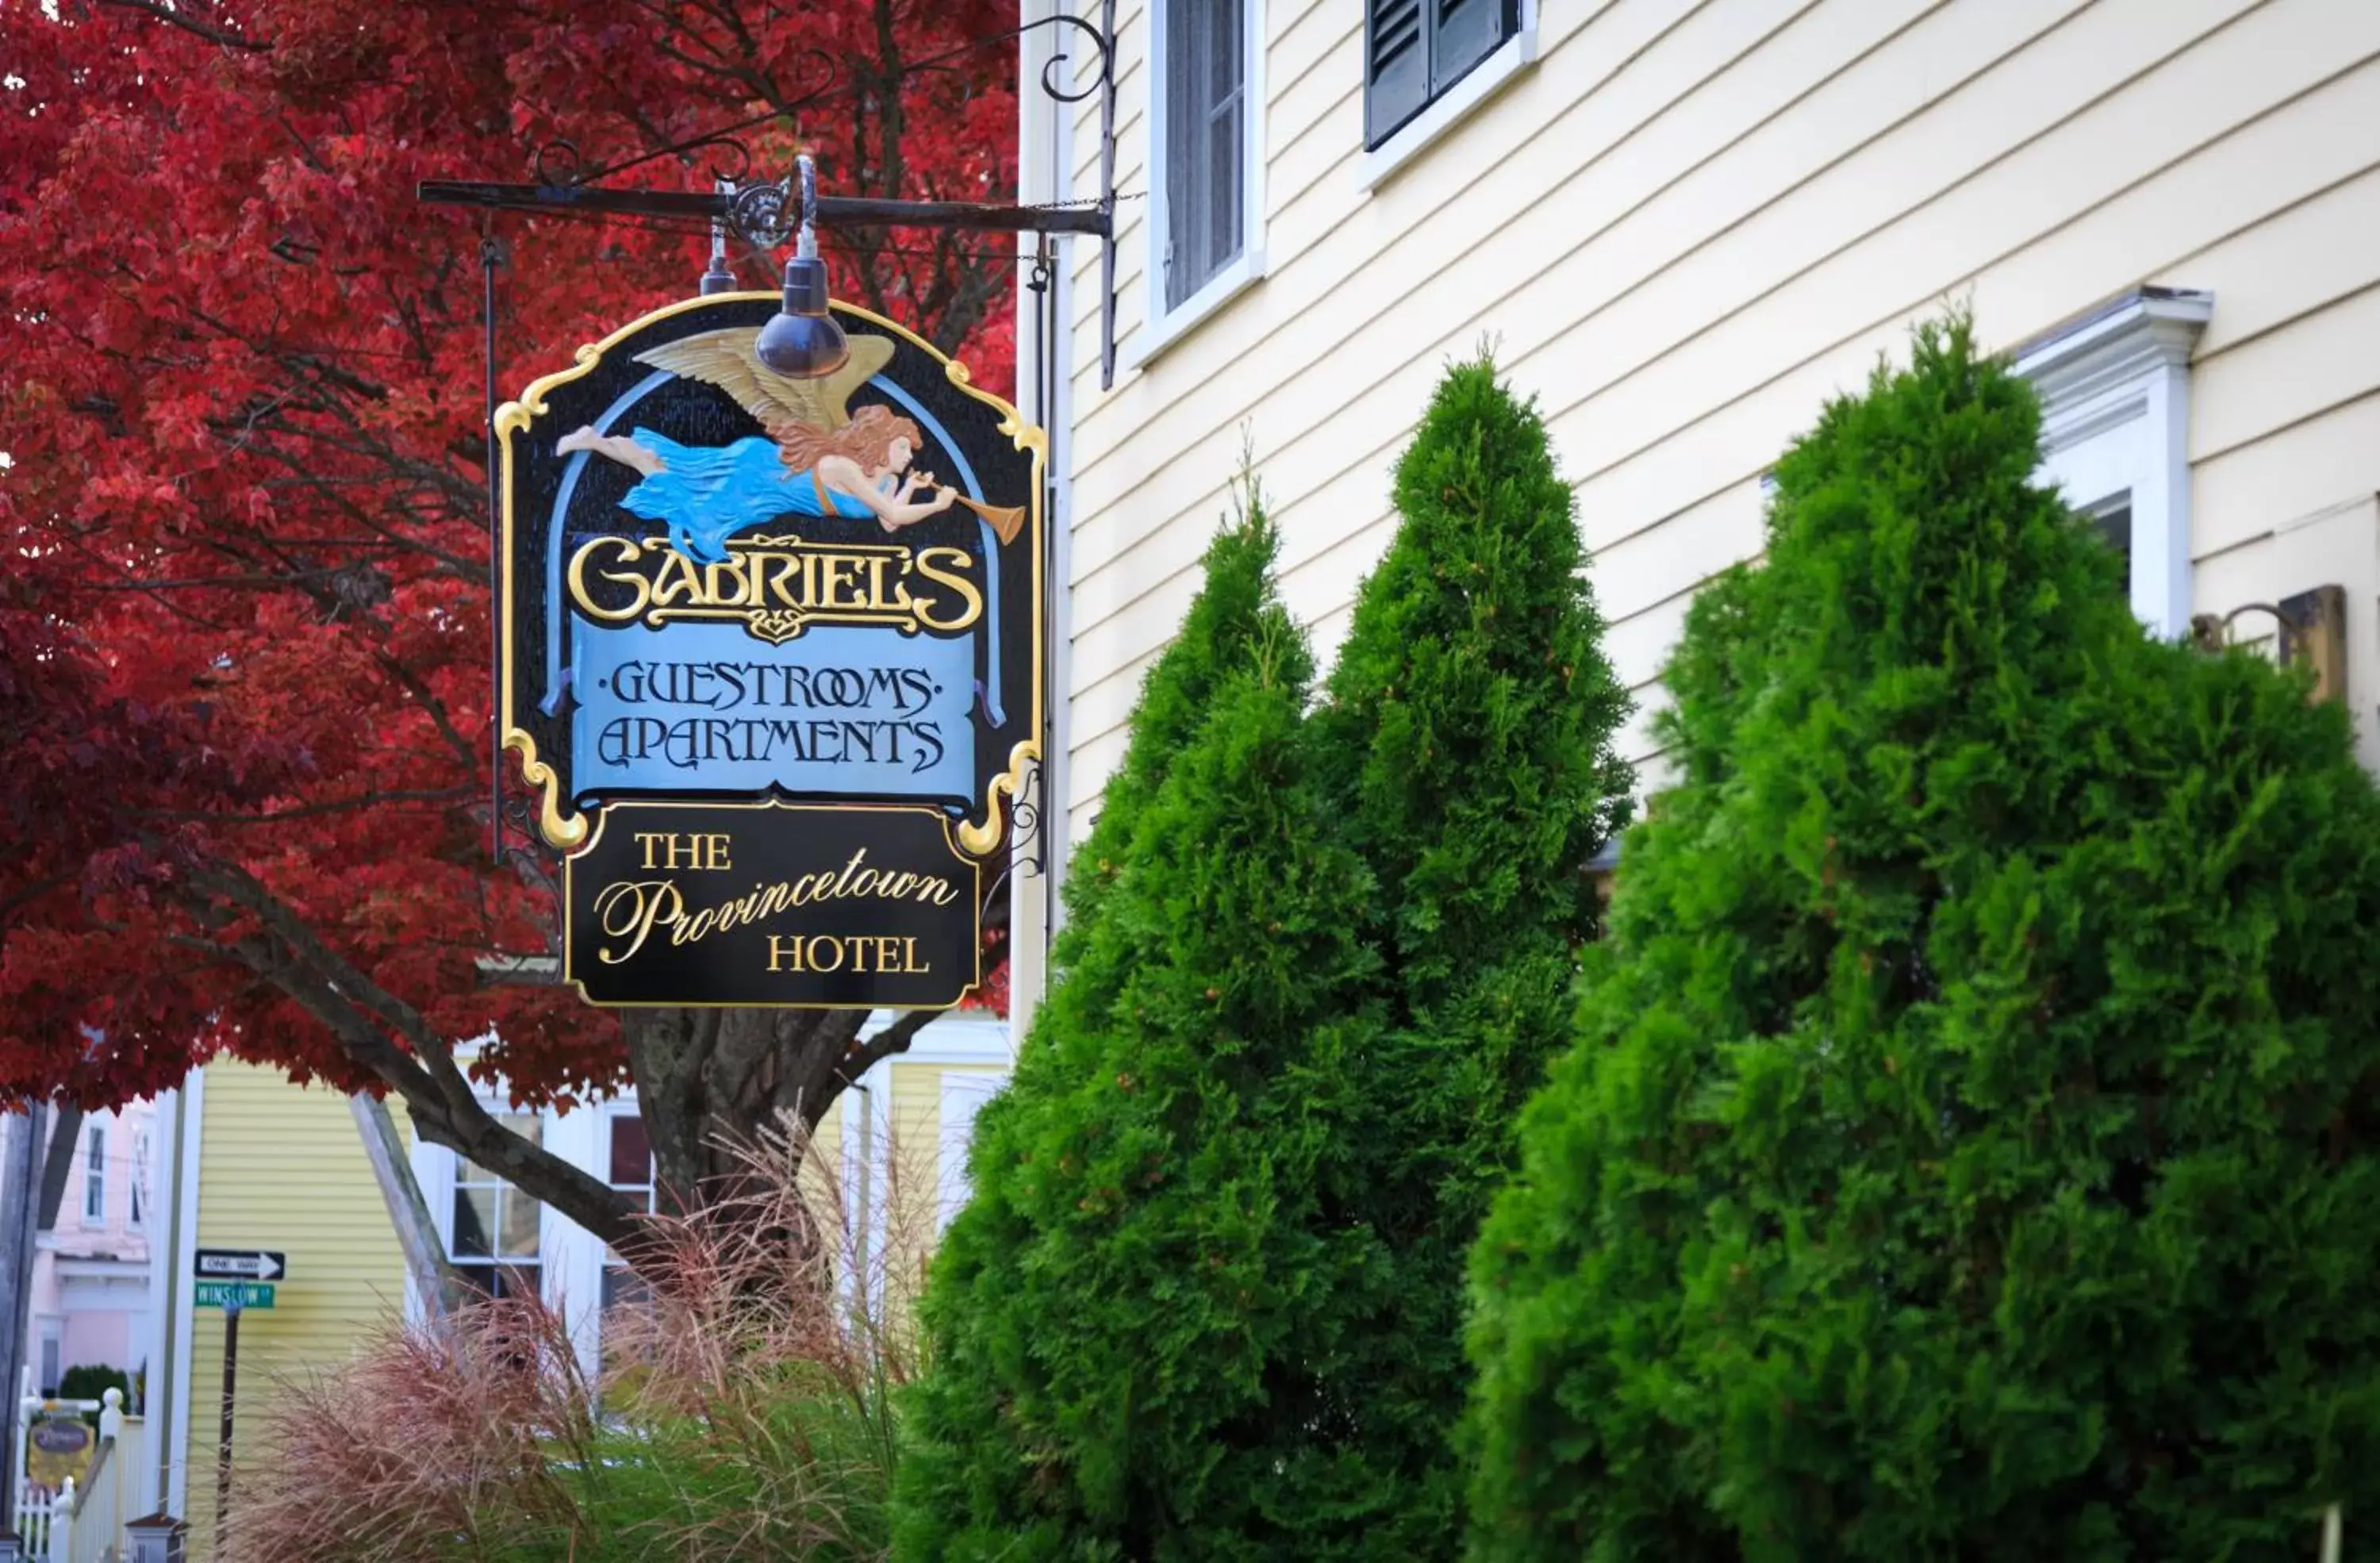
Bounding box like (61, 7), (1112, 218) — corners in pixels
(555, 328), (1024, 566)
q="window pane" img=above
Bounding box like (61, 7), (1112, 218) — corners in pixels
(453, 1187), (497, 1258)
(1209, 97), (1242, 266)
(1164, 0), (1247, 309)
(608, 1116), (651, 1188)
(460, 1113), (541, 1183)
(2094, 504), (2133, 566)
(601, 1268), (651, 1314)
(500, 1190), (543, 1258)
(1164, 0), (1202, 309)
(455, 1262), (540, 1302)
(1210, 0), (1240, 103)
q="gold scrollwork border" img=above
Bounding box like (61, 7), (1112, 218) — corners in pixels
(497, 292), (1046, 859)
(562, 799), (983, 1012)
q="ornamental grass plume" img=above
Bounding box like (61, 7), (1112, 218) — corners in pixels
(228, 1120), (931, 1563)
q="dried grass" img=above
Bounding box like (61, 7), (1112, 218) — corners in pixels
(225, 1119), (934, 1563)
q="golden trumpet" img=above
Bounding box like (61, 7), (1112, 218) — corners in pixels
(945, 490), (1027, 547)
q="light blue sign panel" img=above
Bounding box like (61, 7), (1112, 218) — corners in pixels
(570, 621), (977, 802)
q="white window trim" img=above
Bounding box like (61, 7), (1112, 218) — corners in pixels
(1134, 0), (1267, 371)
(1357, 0), (1539, 195)
(2013, 288), (2212, 640)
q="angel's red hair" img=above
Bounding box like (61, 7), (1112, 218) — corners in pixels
(771, 405), (922, 474)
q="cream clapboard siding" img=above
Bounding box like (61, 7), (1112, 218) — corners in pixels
(184, 1063), (410, 1556)
(875, 1062), (1004, 1311)
(1049, 0), (2380, 838)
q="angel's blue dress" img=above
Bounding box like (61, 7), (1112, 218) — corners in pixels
(616, 429), (875, 565)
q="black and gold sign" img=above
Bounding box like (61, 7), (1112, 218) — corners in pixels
(566, 801), (981, 1009)
(497, 294), (1040, 1009)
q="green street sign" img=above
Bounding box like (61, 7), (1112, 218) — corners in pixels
(195, 1281), (275, 1310)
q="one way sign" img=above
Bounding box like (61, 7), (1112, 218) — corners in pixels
(194, 1249), (286, 1281)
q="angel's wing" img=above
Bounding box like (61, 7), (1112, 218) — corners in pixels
(634, 329), (896, 431)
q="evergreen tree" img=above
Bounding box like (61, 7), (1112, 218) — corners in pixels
(1050, 476), (1292, 967)
(1308, 355), (1635, 1550)
(1464, 318), (2380, 1560)
(896, 493), (1390, 1559)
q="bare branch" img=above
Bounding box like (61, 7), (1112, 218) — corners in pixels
(90, 0), (271, 51)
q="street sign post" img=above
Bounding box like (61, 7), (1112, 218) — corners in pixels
(194, 1281), (275, 1310)
(194, 1249), (285, 1281)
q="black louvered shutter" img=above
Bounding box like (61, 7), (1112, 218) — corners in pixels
(1164, 0), (1245, 309)
(1365, 0), (1427, 149)
(1433, 0), (1510, 92)
(1365, 0), (1520, 151)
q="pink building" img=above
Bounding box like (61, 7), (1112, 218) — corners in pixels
(28, 1103), (155, 1398)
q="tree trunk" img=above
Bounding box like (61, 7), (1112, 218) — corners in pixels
(618, 1004), (935, 1215)
(349, 1094), (466, 1322)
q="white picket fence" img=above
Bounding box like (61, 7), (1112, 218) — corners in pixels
(15, 1373), (142, 1563)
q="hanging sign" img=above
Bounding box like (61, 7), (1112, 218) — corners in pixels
(564, 801), (981, 1008)
(27, 1413), (94, 1488)
(499, 295), (1038, 1010)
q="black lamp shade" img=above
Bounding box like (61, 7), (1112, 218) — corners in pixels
(754, 255), (848, 378)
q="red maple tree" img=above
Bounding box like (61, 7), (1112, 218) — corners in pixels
(0, 0), (1021, 1254)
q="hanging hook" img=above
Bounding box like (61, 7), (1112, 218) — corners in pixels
(699, 179), (739, 294)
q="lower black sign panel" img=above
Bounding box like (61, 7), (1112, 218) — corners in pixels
(565, 801), (982, 1008)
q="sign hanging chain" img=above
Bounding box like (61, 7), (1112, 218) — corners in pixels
(482, 222), (505, 866)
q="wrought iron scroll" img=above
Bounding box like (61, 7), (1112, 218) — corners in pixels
(437, 10), (1123, 384)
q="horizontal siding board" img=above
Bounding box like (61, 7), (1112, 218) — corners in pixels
(1058, 0), (2380, 839)
(2192, 282), (2380, 463)
(2177, 163), (2380, 356)
(2192, 393), (2380, 560)
(1073, 0), (1733, 497)
(1062, 0), (2062, 616)
(1067, 0), (2054, 543)
(1073, 49), (2380, 692)
(1543, 2), (2379, 499)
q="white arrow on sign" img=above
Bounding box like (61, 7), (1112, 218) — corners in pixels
(194, 1250), (285, 1281)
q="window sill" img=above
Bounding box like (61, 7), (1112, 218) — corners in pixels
(1357, 29), (1540, 194)
(1127, 248), (1266, 374)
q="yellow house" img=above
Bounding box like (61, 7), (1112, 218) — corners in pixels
(138, 1013), (1008, 1551)
(1014, 0), (2380, 871)
(140, 1064), (413, 1548)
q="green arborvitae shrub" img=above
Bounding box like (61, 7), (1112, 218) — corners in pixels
(1049, 474), (1289, 974)
(1307, 354), (1634, 1552)
(1464, 317), (2380, 1561)
(896, 494), (1392, 1559)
